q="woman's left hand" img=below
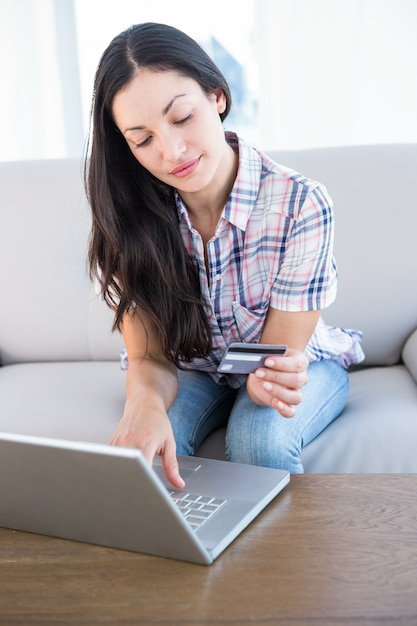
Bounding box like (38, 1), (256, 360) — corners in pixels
(246, 347), (309, 417)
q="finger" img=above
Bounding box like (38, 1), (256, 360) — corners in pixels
(248, 374), (303, 418)
(271, 398), (297, 418)
(261, 380), (303, 406)
(161, 445), (185, 489)
(109, 432), (127, 447)
(263, 350), (308, 373)
(254, 385), (298, 417)
(255, 367), (309, 392)
(255, 382), (299, 417)
(255, 363), (308, 389)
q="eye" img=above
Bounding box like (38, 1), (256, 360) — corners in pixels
(134, 136), (152, 148)
(175, 113), (193, 125)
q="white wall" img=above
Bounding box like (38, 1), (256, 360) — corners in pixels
(255, 0), (417, 149)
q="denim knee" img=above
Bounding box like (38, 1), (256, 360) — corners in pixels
(225, 398), (305, 473)
(225, 359), (349, 473)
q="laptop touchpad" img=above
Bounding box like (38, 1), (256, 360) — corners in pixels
(153, 456), (201, 482)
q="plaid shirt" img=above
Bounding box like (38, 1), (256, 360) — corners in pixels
(175, 132), (364, 388)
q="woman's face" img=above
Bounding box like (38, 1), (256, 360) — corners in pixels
(112, 70), (230, 196)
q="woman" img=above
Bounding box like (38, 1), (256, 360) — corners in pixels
(85, 22), (364, 488)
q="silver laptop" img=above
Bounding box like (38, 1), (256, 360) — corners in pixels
(0, 431), (289, 565)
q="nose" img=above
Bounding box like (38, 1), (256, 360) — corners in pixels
(159, 129), (186, 163)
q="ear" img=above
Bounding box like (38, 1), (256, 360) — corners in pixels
(213, 87), (227, 115)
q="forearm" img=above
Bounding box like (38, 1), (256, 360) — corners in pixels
(120, 307), (179, 409)
(260, 308), (321, 351)
(124, 355), (179, 411)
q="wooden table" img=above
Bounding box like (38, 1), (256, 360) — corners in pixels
(1, 474), (416, 625)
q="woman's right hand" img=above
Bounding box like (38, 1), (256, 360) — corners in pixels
(110, 395), (185, 489)
(113, 308), (184, 488)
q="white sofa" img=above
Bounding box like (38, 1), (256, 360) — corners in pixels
(1, 144), (416, 473)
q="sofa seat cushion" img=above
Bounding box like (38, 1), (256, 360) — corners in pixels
(198, 365), (417, 473)
(301, 366), (417, 472)
(0, 362), (124, 443)
(2, 362), (415, 474)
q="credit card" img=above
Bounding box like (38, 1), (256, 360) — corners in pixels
(217, 343), (287, 374)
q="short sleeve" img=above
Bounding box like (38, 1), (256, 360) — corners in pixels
(270, 182), (338, 312)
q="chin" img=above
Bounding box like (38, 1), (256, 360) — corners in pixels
(174, 174), (214, 195)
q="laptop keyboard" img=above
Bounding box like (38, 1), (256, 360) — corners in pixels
(169, 491), (227, 530)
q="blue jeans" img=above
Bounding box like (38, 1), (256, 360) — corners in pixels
(167, 360), (349, 473)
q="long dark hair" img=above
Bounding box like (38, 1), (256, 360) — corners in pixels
(84, 23), (232, 366)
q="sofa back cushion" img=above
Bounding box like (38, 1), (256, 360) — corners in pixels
(267, 144), (417, 367)
(1, 145), (416, 367)
(0, 159), (121, 365)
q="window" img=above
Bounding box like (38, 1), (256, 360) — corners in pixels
(1, 0), (416, 161)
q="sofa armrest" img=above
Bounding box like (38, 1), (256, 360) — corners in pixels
(402, 328), (417, 384)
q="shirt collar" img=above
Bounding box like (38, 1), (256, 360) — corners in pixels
(175, 132), (262, 232)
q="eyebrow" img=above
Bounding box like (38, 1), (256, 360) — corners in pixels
(124, 93), (187, 134)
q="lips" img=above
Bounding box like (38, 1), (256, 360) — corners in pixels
(170, 157), (201, 178)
